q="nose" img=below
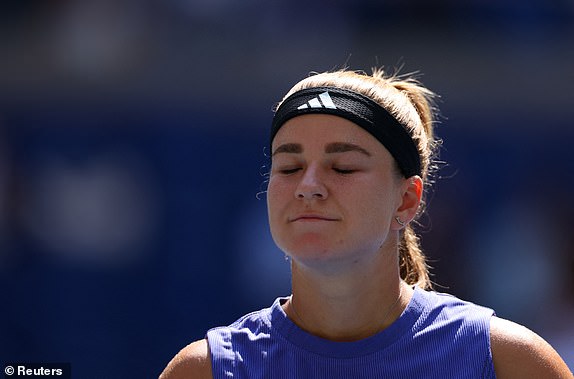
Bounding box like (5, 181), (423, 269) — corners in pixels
(295, 165), (327, 200)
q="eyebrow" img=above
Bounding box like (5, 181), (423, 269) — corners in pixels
(272, 142), (371, 157)
(325, 142), (371, 156)
(272, 143), (302, 156)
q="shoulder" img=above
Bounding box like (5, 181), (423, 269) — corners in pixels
(490, 316), (573, 378)
(159, 339), (213, 379)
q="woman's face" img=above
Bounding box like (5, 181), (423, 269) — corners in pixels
(267, 114), (408, 269)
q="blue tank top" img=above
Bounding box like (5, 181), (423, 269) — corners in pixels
(207, 287), (496, 378)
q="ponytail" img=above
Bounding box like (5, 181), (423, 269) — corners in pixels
(399, 225), (431, 289)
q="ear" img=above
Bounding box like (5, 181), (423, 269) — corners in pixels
(392, 176), (423, 230)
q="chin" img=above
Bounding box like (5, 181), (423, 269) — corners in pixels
(280, 235), (343, 261)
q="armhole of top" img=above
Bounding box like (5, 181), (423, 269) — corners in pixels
(206, 327), (234, 377)
(482, 312), (497, 379)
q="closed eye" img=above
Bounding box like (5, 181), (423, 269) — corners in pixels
(333, 167), (356, 174)
(279, 168), (301, 175)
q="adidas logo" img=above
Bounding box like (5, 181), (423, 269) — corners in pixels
(297, 91), (337, 110)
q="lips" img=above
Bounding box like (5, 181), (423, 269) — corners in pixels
(289, 214), (339, 222)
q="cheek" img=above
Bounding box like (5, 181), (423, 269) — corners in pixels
(350, 185), (395, 229)
(266, 178), (294, 251)
(266, 177), (290, 219)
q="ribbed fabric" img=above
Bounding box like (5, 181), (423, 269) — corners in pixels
(207, 287), (496, 378)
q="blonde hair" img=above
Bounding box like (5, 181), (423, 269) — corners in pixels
(276, 69), (440, 289)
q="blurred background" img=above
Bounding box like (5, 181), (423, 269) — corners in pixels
(1, 0), (573, 377)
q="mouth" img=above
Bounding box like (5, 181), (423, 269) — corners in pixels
(290, 214), (339, 222)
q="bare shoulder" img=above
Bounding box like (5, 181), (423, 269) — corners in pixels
(490, 316), (573, 379)
(159, 339), (213, 379)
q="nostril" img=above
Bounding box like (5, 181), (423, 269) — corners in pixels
(296, 189), (326, 200)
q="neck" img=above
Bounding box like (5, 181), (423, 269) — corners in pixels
(285, 248), (413, 341)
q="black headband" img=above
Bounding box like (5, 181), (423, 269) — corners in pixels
(270, 86), (422, 178)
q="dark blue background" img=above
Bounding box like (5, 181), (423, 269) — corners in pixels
(0, 1), (573, 377)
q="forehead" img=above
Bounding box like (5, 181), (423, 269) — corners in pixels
(272, 114), (380, 150)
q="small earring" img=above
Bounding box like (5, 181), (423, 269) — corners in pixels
(395, 216), (406, 227)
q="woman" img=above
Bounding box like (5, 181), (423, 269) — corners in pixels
(160, 69), (573, 378)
